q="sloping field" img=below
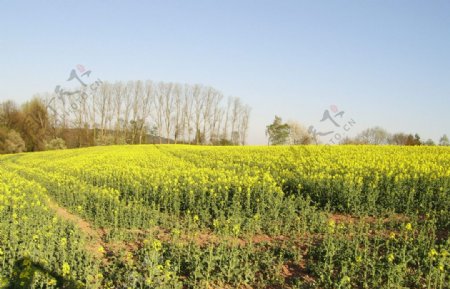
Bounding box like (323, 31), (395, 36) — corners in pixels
(0, 145), (449, 288)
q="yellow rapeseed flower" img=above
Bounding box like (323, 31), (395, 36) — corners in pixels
(405, 223), (412, 231)
(387, 253), (395, 263)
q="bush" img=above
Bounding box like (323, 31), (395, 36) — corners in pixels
(45, 138), (67, 150)
(0, 129), (26, 154)
(95, 134), (116, 146)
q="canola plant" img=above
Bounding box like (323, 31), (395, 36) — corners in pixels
(0, 145), (448, 288)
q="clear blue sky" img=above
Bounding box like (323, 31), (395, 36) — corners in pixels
(1, 0), (449, 144)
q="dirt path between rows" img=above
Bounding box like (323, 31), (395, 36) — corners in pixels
(46, 199), (107, 260)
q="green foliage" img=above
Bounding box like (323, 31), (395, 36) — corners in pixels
(45, 138), (67, 150)
(0, 145), (449, 288)
(95, 134), (116, 146)
(0, 129), (26, 154)
(266, 116), (290, 145)
(440, 134), (449, 146)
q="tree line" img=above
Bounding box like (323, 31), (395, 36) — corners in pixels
(0, 81), (251, 154)
(341, 126), (449, 146)
(265, 116), (316, 145)
(265, 116), (449, 146)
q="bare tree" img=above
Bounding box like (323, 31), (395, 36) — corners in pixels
(96, 83), (109, 138)
(221, 97), (232, 142)
(201, 87), (217, 143)
(239, 105), (251, 145)
(129, 80), (143, 144)
(183, 84), (194, 144)
(139, 80), (154, 144)
(287, 120), (313, 145)
(230, 97), (242, 145)
(22, 79), (252, 149)
(112, 82), (125, 144)
(193, 84), (204, 144)
(162, 83), (174, 143)
(153, 83), (165, 144)
(173, 84), (183, 144)
(210, 94), (224, 144)
(356, 126), (389, 145)
(122, 82), (134, 142)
